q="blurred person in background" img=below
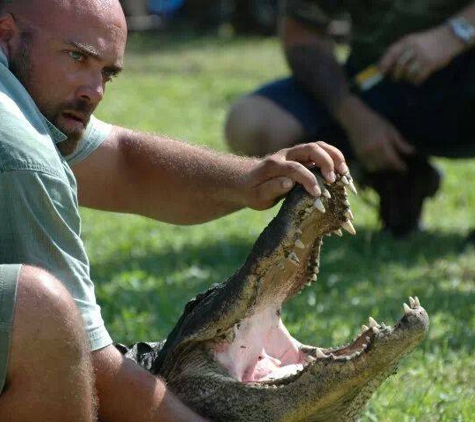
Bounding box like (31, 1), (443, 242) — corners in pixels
(226, 0), (475, 237)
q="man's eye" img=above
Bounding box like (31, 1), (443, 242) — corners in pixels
(103, 69), (117, 82)
(69, 51), (86, 62)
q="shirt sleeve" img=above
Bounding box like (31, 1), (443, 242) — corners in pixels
(284, 0), (345, 29)
(0, 170), (113, 351)
(65, 115), (113, 166)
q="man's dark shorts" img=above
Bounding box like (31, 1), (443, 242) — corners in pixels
(0, 264), (21, 396)
(254, 52), (475, 159)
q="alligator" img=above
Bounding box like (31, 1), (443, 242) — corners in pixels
(117, 169), (429, 421)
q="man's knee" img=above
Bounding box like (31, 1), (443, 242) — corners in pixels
(225, 95), (304, 156)
(14, 265), (88, 348)
(0, 266), (96, 421)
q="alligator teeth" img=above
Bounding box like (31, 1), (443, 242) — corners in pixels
(343, 199), (350, 207)
(313, 266), (319, 275)
(361, 324), (369, 332)
(333, 229), (343, 237)
(277, 261), (285, 270)
(372, 326), (380, 334)
(342, 220), (356, 235)
(347, 179), (358, 195)
(344, 209), (354, 221)
(313, 198), (326, 213)
(295, 239), (305, 249)
(322, 188), (331, 199)
(368, 317), (381, 328)
(381, 322), (387, 330)
(295, 228), (303, 235)
(409, 297), (416, 308)
(414, 296), (420, 307)
(340, 175), (350, 186)
(288, 252), (300, 265)
(403, 303), (412, 315)
(310, 274), (318, 282)
(361, 343), (368, 350)
(316, 348), (327, 358)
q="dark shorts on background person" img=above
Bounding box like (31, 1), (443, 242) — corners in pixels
(0, 264), (21, 396)
(254, 51), (475, 159)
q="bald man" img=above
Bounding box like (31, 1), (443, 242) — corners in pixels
(0, 0), (348, 420)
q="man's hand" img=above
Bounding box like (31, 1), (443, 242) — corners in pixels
(243, 141), (348, 210)
(379, 25), (464, 85)
(335, 96), (414, 172)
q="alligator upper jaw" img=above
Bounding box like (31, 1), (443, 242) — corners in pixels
(153, 173), (354, 362)
(154, 171), (358, 379)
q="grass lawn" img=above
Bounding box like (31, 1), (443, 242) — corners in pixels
(83, 33), (475, 421)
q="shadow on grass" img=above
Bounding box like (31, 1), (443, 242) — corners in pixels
(93, 227), (475, 351)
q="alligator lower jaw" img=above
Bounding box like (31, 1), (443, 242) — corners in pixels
(208, 297), (428, 387)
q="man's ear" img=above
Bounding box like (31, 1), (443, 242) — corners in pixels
(0, 13), (19, 58)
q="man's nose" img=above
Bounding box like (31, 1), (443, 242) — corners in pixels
(76, 73), (104, 105)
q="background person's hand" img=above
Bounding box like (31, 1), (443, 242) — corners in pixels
(336, 96), (414, 172)
(243, 141), (349, 210)
(378, 26), (463, 85)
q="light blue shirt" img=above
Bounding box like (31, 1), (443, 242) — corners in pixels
(0, 48), (113, 350)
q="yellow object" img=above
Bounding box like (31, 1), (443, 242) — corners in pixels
(354, 65), (384, 91)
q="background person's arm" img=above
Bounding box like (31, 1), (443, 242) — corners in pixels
(282, 16), (414, 172)
(379, 1), (475, 85)
(72, 126), (347, 224)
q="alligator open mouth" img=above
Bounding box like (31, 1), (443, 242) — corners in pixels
(118, 170), (429, 422)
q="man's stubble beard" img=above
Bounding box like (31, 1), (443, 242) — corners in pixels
(10, 33), (86, 156)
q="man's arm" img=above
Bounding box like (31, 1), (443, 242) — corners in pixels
(379, 1), (475, 84)
(281, 16), (414, 172)
(282, 16), (349, 114)
(93, 345), (205, 421)
(72, 126), (347, 224)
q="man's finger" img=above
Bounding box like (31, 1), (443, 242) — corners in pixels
(315, 141), (349, 175)
(385, 138), (408, 172)
(259, 158), (321, 197)
(285, 143), (336, 184)
(392, 132), (415, 155)
(394, 49), (415, 80)
(379, 42), (406, 74)
(255, 176), (296, 206)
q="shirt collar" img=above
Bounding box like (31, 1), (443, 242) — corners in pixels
(0, 46), (8, 68)
(0, 46), (67, 144)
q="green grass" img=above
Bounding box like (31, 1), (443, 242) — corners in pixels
(84, 33), (475, 420)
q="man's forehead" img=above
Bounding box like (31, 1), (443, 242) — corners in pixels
(64, 38), (125, 69)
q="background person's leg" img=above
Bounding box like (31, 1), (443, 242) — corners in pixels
(224, 77), (349, 157)
(225, 94), (304, 156)
(0, 265), (96, 422)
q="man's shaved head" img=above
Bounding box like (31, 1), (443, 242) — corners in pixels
(0, 0), (127, 153)
(4, 0), (126, 31)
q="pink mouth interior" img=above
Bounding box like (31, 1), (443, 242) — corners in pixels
(212, 308), (309, 382)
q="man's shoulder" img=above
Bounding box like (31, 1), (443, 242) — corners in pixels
(0, 89), (63, 176)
